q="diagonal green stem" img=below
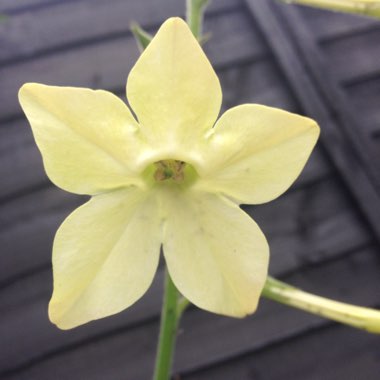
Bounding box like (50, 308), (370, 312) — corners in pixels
(153, 269), (183, 380)
(130, 22), (153, 52)
(262, 276), (380, 333)
(280, 0), (380, 19)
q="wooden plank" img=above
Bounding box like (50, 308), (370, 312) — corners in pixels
(0, 175), (371, 372)
(2, 0), (377, 63)
(0, 58), (300, 202)
(0, 0), (63, 13)
(299, 5), (380, 42)
(248, 176), (371, 274)
(283, 4), (380, 177)
(0, 0), (239, 64)
(0, 188), (84, 284)
(2, 245), (379, 379)
(182, 318), (380, 379)
(344, 76), (380, 138)
(0, 120), (48, 201)
(0, 6), (265, 121)
(321, 27), (380, 85)
(298, 5), (380, 146)
(0, 0), (235, 15)
(219, 59), (297, 112)
(244, 0), (380, 244)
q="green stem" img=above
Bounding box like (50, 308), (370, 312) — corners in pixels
(186, 0), (210, 39)
(262, 276), (380, 333)
(130, 22), (153, 52)
(153, 269), (181, 380)
(280, 0), (380, 19)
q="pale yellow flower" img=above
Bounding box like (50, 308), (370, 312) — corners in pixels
(19, 18), (319, 329)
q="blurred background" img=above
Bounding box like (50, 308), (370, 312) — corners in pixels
(0, 0), (380, 379)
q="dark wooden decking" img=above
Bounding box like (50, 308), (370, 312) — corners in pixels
(0, 0), (379, 379)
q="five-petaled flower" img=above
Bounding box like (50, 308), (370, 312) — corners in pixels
(19, 18), (319, 329)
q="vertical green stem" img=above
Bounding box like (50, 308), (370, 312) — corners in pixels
(186, 0), (210, 39)
(153, 269), (181, 380)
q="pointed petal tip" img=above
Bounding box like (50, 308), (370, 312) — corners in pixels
(18, 82), (35, 100)
(48, 302), (70, 330)
(159, 17), (194, 37)
(162, 17), (187, 27)
(48, 299), (89, 330)
(49, 319), (80, 331)
(49, 319), (72, 331)
(19, 82), (45, 94)
(18, 83), (54, 106)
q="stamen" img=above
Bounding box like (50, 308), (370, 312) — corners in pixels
(154, 160), (186, 182)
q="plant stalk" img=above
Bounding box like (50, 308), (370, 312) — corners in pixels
(280, 0), (380, 19)
(262, 276), (380, 333)
(153, 269), (182, 380)
(186, 0), (210, 39)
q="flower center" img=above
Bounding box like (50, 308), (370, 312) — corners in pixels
(154, 160), (186, 183)
(142, 159), (198, 188)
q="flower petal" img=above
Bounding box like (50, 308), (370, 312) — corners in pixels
(19, 83), (147, 195)
(49, 187), (162, 329)
(199, 104), (320, 204)
(127, 18), (222, 152)
(161, 189), (269, 317)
